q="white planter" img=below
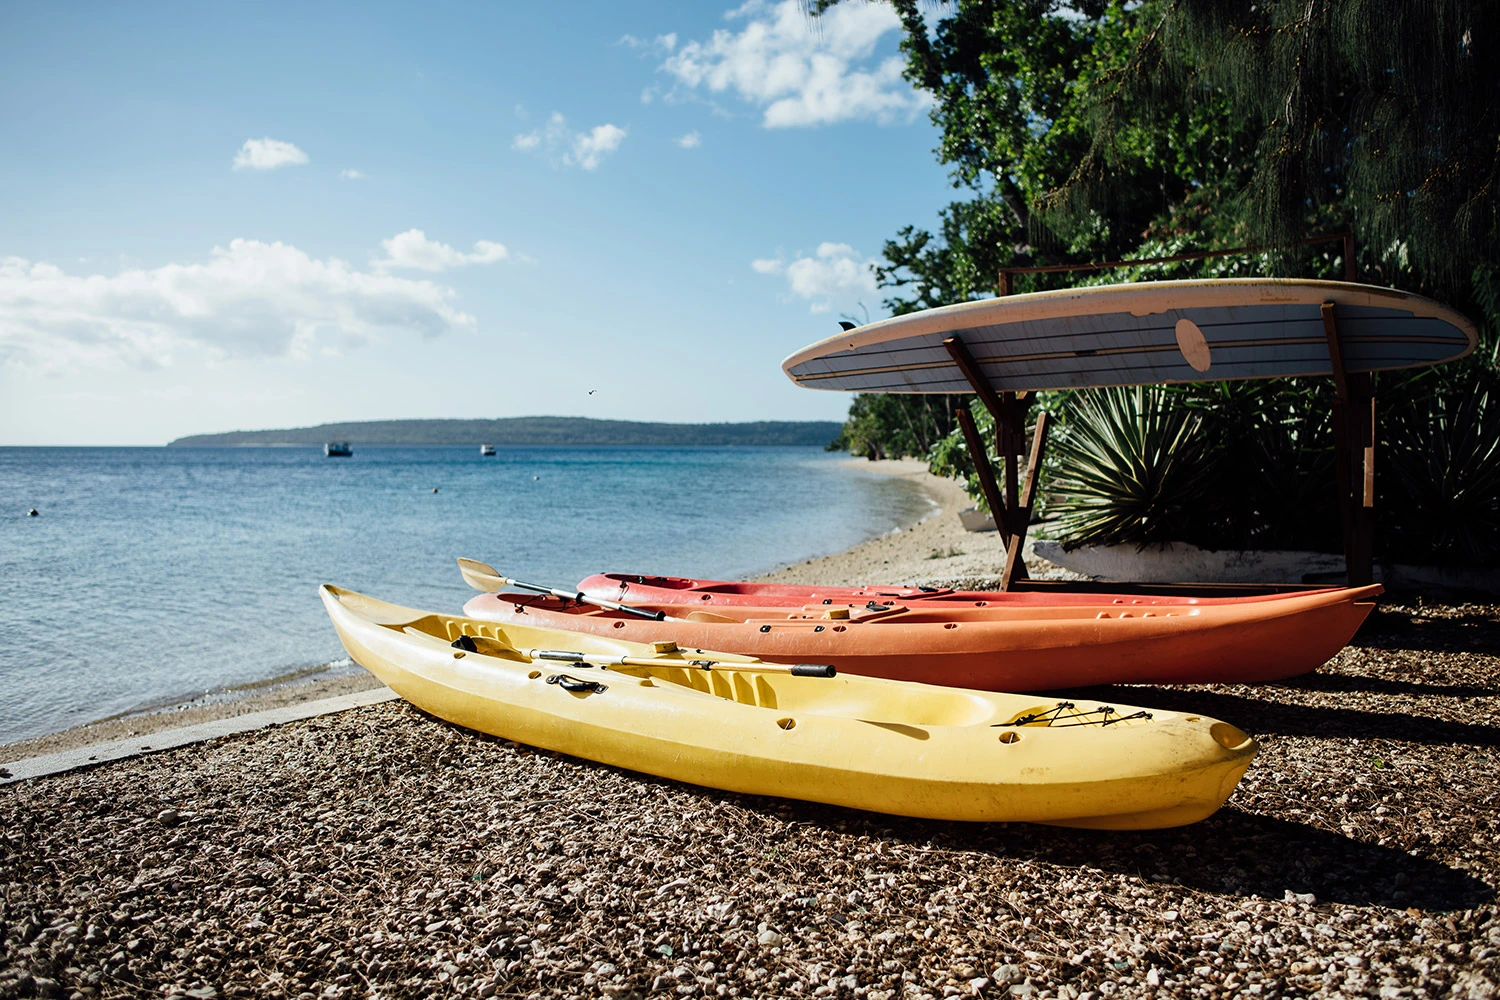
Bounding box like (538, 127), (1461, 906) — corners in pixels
(1031, 540), (1352, 585)
(957, 506), (998, 533)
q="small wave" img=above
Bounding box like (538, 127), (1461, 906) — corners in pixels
(91, 657), (361, 726)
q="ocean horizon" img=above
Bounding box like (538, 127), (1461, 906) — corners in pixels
(0, 444), (932, 744)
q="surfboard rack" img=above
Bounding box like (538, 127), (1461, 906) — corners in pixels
(946, 297), (1375, 590)
(784, 233), (1479, 590)
(984, 234), (1375, 590)
(1322, 302), (1377, 587)
(945, 335), (1050, 589)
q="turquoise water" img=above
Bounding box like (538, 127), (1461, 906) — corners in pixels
(0, 446), (931, 743)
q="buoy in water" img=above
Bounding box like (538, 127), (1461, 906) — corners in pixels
(27, 508), (39, 517)
(533, 475), (539, 481)
(432, 487), (439, 493)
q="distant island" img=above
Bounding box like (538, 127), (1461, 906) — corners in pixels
(169, 417), (845, 448)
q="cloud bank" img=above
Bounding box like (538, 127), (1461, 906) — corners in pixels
(753, 242), (878, 313)
(0, 232), (513, 371)
(662, 0), (929, 128)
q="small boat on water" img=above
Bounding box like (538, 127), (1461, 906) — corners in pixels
(324, 441), (353, 457)
(321, 584), (1257, 827)
(458, 559), (1380, 690)
(480, 444), (496, 456)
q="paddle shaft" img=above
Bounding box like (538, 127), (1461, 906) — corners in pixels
(527, 649), (836, 678)
(501, 578), (665, 621)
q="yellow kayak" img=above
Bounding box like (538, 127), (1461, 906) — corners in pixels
(321, 585), (1258, 829)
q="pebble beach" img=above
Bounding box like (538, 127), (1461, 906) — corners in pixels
(4, 461), (1500, 1000)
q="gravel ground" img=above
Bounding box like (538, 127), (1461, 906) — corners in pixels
(3, 597), (1499, 1000)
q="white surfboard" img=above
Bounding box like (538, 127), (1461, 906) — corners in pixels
(781, 278), (1478, 393)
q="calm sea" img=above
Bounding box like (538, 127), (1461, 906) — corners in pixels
(0, 445), (932, 744)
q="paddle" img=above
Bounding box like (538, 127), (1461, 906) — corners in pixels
(456, 557), (666, 621)
(527, 648), (836, 678)
(450, 634), (835, 678)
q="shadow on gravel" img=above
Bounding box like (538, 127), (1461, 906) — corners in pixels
(951, 810), (1492, 911)
(1052, 685), (1500, 747)
(754, 799), (1496, 912)
(425, 712), (1493, 913)
(1351, 606), (1500, 655)
(1273, 672), (1500, 700)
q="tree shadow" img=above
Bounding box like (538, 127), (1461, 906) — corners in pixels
(759, 801), (1493, 912)
(1272, 671), (1500, 700)
(1045, 685), (1500, 747)
(1350, 606), (1500, 656)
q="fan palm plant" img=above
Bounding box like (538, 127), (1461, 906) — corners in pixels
(1046, 386), (1218, 548)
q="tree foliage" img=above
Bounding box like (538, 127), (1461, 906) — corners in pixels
(827, 0), (1500, 564)
(830, 393), (961, 460)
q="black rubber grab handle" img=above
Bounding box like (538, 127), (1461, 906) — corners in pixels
(791, 663), (837, 678)
(546, 674), (607, 694)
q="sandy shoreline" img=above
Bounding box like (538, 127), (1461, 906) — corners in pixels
(3, 460), (976, 761)
(760, 458), (1071, 590)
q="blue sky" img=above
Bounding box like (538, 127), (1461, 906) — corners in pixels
(0, 1), (955, 445)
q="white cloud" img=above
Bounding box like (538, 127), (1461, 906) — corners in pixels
(661, 0), (929, 127)
(619, 32), (677, 52)
(569, 124), (628, 169)
(675, 130), (703, 148)
(0, 238), (478, 372)
(373, 229), (509, 272)
(232, 138), (309, 171)
(752, 242), (878, 313)
(339, 168), (366, 180)
(514, 113), (627, 170)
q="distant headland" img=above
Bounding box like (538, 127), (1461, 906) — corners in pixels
(168, 417), (845, 448)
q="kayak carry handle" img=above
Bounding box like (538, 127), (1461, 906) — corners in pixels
(791, 664), (837, 678)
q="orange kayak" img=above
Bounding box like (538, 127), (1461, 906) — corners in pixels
(575, 572), (1338, 609)
(460, 584), (1382, 690)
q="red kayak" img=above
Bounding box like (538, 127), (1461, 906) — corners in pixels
(458, 583), (1384, 691)
(575, 572), (1338, 610)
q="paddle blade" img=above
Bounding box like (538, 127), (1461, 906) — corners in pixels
(457, 557), (507, 592)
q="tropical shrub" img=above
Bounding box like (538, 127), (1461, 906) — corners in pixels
(1045, 386), (1217, 547)
(1382, 366), (1500, 566)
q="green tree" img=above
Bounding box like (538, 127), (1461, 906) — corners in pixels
(832, 393), (960, 460)
(1052, 0), (1500, 304)
(830, 0), (1500, 564)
